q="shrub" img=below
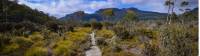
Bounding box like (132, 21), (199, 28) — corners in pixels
(11, 37), (33, 48)
(142, 43), (160, 56)
(160, 24), (195, 56)
(74, 27), (91, 33)
(66, 27), (91, 42)
(102, 46), (135, 56)
(24, 47), (48, 56)
(28, 32), (44, 41)
(1, 43), (19, 54)
(66, 31), (88, 42)
(31, 41), (45, 47)
(96, 29), (115, 38)
(53, 40), (73, 56)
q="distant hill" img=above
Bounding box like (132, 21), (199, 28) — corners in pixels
(187, 7), (198, 18)
(60, 7), (167, 22)
(181, 7), (198, 20)
(0, 0), (59, 32)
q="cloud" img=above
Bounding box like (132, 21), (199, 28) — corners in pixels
(90, 1), (113, 9)
(18, 0), (114, 18)
(121, 0), (143, 4)
(17, 0), (198, 18)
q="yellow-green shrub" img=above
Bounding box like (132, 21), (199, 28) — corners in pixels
(159, 23), (194, 56)
(31, 41), (45, 47)
(1, 43), (19, 54)
(66, 27), (91, 42)
(118, 36), (140, 47)
(67, 31), (88, 42)
(74, 27), (91, 33)
(113, 51), (136, 56)
(24, 47), (48, 56)
(11, 37), (33, 48)
(53, 40), (73, 56)
(102, 46), (135, 56)
(96, 29), (115, 38)
(29, 32), (44, 41)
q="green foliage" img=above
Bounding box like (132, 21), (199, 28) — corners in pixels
(164, 0), (172, 6)
(181, 1), (189, 7)
(1, 0), (58, 33)
(0, 1), (198, 56)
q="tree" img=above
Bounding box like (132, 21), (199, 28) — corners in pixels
(164, 0), (175, 24)
(165, 0), (171, 24)
(179, 1), (189, 24)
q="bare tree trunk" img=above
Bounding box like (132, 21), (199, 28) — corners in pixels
(166, 5), (171, 24)
(169, 4), (174, 24)
(169, 0), (175, 24)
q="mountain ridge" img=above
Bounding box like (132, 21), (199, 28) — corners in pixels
(60, 7), (168, 21)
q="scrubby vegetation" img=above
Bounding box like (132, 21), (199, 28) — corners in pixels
(0, 0), (198, 56)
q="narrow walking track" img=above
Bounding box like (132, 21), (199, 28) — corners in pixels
(85, 31), (102, 56)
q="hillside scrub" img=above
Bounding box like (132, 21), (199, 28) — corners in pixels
(0, 0), (198, 56)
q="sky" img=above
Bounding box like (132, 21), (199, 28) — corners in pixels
(17, 0), (198, 18)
